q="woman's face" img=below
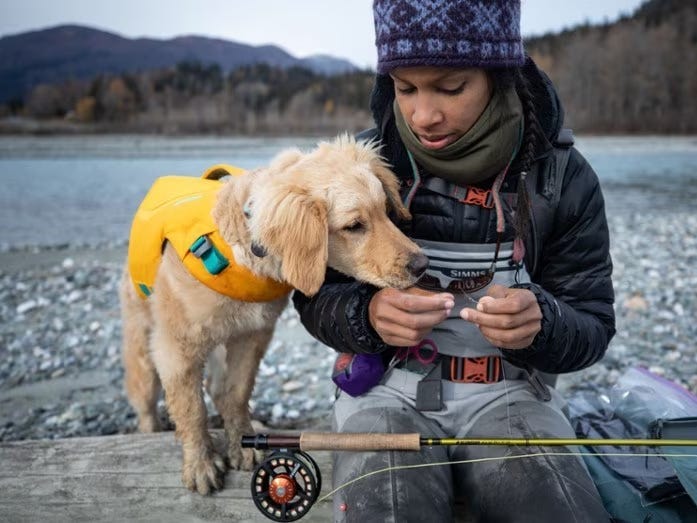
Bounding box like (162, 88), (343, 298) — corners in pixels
(391, 66), (493, 150)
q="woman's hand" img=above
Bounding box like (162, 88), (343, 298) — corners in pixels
(369, 287), (454, 347)
(460, 284), (542, 350)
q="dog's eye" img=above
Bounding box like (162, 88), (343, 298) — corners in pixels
(343, 221), (364, 232)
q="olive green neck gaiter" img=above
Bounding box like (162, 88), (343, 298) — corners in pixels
(394, 87), (523, 184)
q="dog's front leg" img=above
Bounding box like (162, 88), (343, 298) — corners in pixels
(215, 328), (275, 470)
(151, 329), (226, 495)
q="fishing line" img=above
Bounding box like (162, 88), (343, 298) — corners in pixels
(499, 354), (513, 437)
(318, 449), (697, 503)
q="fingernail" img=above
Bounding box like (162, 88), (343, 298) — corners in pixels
(460, 309), (469, 320)
(476, 303), (484, 312)
(444, 300), (455, 309)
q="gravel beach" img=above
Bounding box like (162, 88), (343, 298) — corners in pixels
(1, 200), (696, 443)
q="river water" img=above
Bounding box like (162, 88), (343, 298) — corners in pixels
(0, 134), (696, 249)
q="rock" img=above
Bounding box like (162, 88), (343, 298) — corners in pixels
(664, 351), (681, 362)
(623, 295), (648, 311)
(64, 335), (80, 348)
(65, 290), (82, 303)
(16, 299), (38, 314)
(3, 203), (697, 441)
(689, 376), (697, 393)
(271, 403), (284, 419)
(282, 380), (304, 393)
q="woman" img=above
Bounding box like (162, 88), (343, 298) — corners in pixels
(294, 1), (615, 521)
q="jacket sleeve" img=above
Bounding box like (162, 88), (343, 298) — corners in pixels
(292, 268), (390, 354)
(503, 149), (616, 373)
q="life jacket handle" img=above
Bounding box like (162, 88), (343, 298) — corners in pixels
(201, 164), (246, 181)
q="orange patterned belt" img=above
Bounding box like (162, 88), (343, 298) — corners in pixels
(443, 355), (502, 384)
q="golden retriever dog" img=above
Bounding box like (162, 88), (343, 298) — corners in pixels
(120, 135), (428, 495)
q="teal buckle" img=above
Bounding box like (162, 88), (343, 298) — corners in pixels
(189, 235), (229, 275)
(138, 283), (153, 297)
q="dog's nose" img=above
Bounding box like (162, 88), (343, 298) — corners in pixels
(407, 252), (429, 277)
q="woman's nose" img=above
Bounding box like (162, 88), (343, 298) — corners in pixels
(411, 96), (443, 129)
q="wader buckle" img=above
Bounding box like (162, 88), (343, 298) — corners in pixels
(459, 187), (494, 209)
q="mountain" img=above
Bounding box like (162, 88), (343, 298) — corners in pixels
(3, 0), (695, 134)
(0, 24), (359, 103)
(299, 54), (358, 75)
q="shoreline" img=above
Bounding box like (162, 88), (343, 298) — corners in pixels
(0, 245), (334, 442)
(2, 206), (697, 442)
(0, 117), (371, 138)
(0, 244), (127, 273)
(3, 118), (697, 138)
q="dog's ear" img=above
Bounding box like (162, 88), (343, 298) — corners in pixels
(212, 178), (249, 246)
(253, 183), (328, 296)
(369, 158), (411, 221)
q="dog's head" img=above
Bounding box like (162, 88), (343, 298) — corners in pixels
(215, 135), (427, 296)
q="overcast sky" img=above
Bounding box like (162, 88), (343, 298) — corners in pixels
(2, 0), (647, 68)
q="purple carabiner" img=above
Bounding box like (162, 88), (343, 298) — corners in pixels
(396, 338), (439, 365)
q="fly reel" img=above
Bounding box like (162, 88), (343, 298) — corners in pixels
(250, 449), (322, 521)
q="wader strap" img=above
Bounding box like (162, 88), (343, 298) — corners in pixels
(422, 178), (494, 209)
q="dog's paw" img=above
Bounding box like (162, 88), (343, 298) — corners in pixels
(182, 449), (227, 495)
(228, 444), (261, 471)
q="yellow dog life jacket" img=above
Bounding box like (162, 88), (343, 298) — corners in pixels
(128, 164), (292, 301)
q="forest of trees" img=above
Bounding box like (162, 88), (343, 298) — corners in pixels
(2, 62), (376, 135)
(2, 0), (696, 134)
(525, 0), (697, 133)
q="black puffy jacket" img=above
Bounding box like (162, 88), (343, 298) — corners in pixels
(293, 58), (615, 374)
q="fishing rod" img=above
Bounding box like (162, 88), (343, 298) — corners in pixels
(240, 431), (697, 521)
(242, 431), (697, 451)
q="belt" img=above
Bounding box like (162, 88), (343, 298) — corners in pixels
(394, 354), (504, 384)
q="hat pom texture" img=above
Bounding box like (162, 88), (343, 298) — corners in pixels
(374, 0), (525, 74)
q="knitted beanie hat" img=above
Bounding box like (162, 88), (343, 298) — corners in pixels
(373, 0), (525, 74)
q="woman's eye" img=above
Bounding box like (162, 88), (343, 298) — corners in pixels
(439, 83), (465, 95)
(396, 86), (415, 95)
(343, 221), (364, 232)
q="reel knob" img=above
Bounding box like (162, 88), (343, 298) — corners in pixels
(250, 450), (322, 521)
(269, 474), (296, 504)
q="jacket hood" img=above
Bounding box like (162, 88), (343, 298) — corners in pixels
(369, 56), (565, 154)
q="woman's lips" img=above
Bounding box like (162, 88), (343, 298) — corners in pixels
(418, 134), (455, 150)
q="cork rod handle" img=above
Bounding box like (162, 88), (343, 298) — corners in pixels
(299, 432), (421, 451)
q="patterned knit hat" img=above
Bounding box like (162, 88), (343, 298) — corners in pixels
(373, 0), (525, 74)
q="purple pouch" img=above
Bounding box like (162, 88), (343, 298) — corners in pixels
(332, 353), (386, 397)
